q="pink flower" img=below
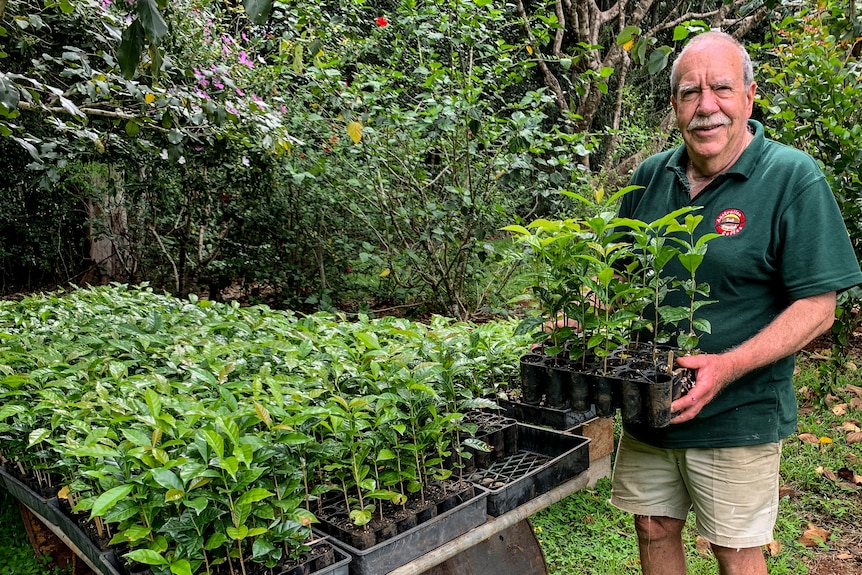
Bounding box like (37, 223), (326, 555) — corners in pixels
(375, 16), (389, 27)
(238, 51), (255, 68)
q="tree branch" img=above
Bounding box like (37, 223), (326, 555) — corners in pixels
(150, 226), (180, 293)
(516, 0), (570, 114)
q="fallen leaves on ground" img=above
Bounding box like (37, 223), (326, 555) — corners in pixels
(841, 421), (861, 433)
(778, 485), (798, 499)
(817, 465), (860, 490)
(695, 536), (712, 557)
(799, 523), (830, 547)
(799, 432), (820, 444)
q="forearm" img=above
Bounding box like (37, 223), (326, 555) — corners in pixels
(720, 291), (836, 384)
(672, 291), (837, 423)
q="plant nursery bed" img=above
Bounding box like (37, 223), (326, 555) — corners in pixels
(317, 483), (488, 575)
(464, 423), (590, 517)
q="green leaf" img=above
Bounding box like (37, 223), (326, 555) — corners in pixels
(673, 26), (690, 42)
(235, 488), (274, 506)
(70, 445), (120, 458)
(189, 366), (218, 385)
(170, 559), (192, 575)
(121, 428), (152, 447)
(119, 525), (152, 542)
(220, 455), (239, 479)
(691, 318), (712, 334)
(27, 428), (51, 448)
(201, 429), (224, 460)
(90, 484), (135, 519)
(184, 496), (208, 513)
(118, 20), (145, 79)
(252, 538), (276, 560)
(463, 438), (492, 452)
(150, 468), (183, 492)
(145, 388), (162, 418)
(125, 549), (168, 566)
(205, 532), (229, 550)
(226, 525), (249, 540)
(616, 25), (641, 46)
(243, 0), (273, 25)
(0, 404), (26, 419)
(349, 508), (372, 526)
(647, 46), (673, 75)
(58, 96), (84, 118)
(0, 73), (20, 111)
(677, 333), (699, 350)
(376, 448), (397, 461)
(137, 0), (168, 43)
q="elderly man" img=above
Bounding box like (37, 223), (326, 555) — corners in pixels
(610, 31), (862, 574)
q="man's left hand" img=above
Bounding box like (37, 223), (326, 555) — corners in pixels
(669, 353), (738, 423)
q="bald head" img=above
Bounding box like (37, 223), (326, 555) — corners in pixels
(670, 31), (754, 97)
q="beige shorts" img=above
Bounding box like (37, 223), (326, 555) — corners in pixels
(609, 432), (781, 548)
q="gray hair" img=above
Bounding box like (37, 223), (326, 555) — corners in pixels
(669, 31), (754, 95)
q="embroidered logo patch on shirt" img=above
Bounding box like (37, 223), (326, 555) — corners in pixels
(715, 209), (746, 236)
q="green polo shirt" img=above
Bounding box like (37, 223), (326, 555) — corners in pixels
(620, 120), (862, 448)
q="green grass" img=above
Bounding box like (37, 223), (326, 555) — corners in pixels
(532, 355), (862, 574)
(0, 485), (70, 575)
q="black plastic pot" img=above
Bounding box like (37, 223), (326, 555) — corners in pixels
(519, 353), (546, 404)
(543, 358), (571, 409)
(320, 487), (487, 575)
(619, 375), (643, 424)
(567, 370), (591, 412)
(466, 423), (590, 517)
(645, 372), (674, 428)
(590, 374), (616, 417)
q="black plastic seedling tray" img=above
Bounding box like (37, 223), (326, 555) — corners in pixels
(321, 487), (488, 575)
(498, 398), (596, 430)
(465, 423), (590, 517)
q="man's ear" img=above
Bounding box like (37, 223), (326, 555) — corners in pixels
(745, 81), (757, 115)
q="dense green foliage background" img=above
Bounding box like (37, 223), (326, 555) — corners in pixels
(1, 1), (860, 323)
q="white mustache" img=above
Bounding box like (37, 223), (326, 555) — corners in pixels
(688, 114), (731, 130)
